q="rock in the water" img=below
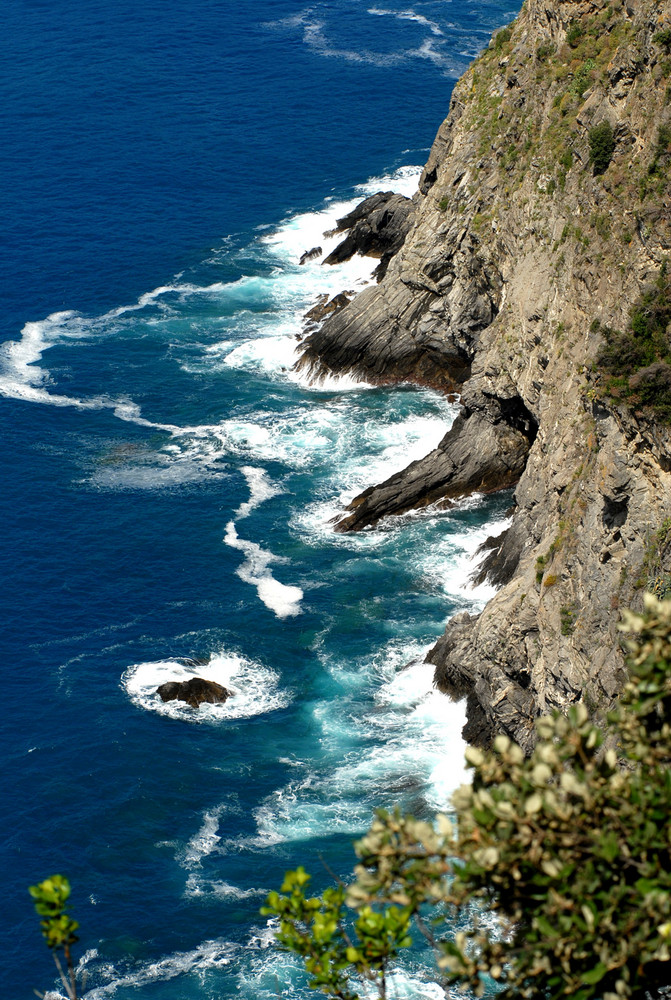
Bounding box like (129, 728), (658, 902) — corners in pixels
(334, 407), (533, 532)
(157, 677), (231, 708)
(304, 291), (353, 325)
(323, 191), (415, 279)
(300, 246), (322, 265)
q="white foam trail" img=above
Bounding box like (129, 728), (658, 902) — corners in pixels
(122, 651), (290, 721)
(184, 874), (267, 901)
(367, 8), (445, 37)
(224, 522), (303, 619)
(264, 10), (460, 74)
(182, 805), (227, 867)
(80, 940), (238, 1000)
(235, 466), (281, 520)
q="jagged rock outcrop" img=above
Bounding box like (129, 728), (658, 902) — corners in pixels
(297, 0), (671, 748)
(335, 404), (533, 531)
(157, 677), (231, 708)
(300, 246), (323, 265)
(323, 191), (416, 280)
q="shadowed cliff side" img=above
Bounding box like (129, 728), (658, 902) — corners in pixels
(297, 0), (671, 748)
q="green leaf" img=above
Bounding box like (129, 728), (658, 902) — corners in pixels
(581, 962), (608, 985)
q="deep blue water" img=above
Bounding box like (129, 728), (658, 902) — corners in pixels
(1, 2), (517, 997)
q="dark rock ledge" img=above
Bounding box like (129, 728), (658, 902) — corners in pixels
(334, 405), (534, 532)
(323, 191), (416, 281)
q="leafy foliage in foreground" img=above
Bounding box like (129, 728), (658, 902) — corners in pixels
(264, 596), (671, 1000)
(29, 874), (80, 1000)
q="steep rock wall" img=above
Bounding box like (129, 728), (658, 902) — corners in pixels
(298, 0), (671, 749)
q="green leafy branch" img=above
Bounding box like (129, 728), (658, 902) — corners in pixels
(29, 875), (81, 1000)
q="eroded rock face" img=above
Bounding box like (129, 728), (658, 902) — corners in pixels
(323, 191), (416, 280)
(295, 0), (671, 746)
(157, 678), (231, 708)
(335, 407), (532, 532)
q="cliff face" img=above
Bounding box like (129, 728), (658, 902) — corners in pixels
(298, 0), (671, 750)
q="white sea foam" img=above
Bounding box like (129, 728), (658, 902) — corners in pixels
(368, 8), (444, 37)
(184, 874), (267, 901)
(80, 940), (238, 1000)
(122, 651), (289, 721)
(419, 508), (513, 608)
(293, 402), (458, 538)
(263, 9), (463, 75)
(360, 970), (450, 1000)
(237, 639), (467, 849)
(224, 522), (303, 619)
(181, 805), (229, 867)
(235, 466), (281, 519)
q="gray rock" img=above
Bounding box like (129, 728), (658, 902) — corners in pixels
(335, 408), (532, 531)
(322, 191), (416, 280)
(157, 678), (231, 709)
(300, 246), (322, 265)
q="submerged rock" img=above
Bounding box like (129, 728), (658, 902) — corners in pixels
(157, 677), (231, 709)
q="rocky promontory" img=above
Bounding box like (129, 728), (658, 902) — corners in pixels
(298, 0), (671, 749)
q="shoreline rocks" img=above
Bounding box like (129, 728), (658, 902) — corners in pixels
(293, 0), (671, 747)
(323, 191), (416, 280)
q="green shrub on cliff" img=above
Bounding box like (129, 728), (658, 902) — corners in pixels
(596, 260), (671, 422)
(264, 596), (671, 1000)
(589, 121), (615, 175)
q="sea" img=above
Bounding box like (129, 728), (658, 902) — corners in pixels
(0, 2), (518, 998)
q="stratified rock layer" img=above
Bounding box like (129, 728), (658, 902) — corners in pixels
(323, 191), (416, 280)
(297, 0), (671, 748)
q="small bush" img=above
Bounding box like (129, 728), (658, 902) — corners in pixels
(589, 121), (615, 175)
(559, 148), (573, 171)
(654, 27), (671, 52)
(572, 58), (596, 99)
(560, 604), (577, 634)
(495, 26), (512, 51)
(566, 21), (584, 47)
(596, 261), (671, 422)
(648, 123), (671, 175)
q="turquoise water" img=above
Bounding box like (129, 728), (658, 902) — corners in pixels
(0, 3), (517, 997)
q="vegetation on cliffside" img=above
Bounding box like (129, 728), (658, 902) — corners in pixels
(595, 260), (671, 422)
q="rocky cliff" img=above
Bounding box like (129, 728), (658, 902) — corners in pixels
(298, 0), (671, 751)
